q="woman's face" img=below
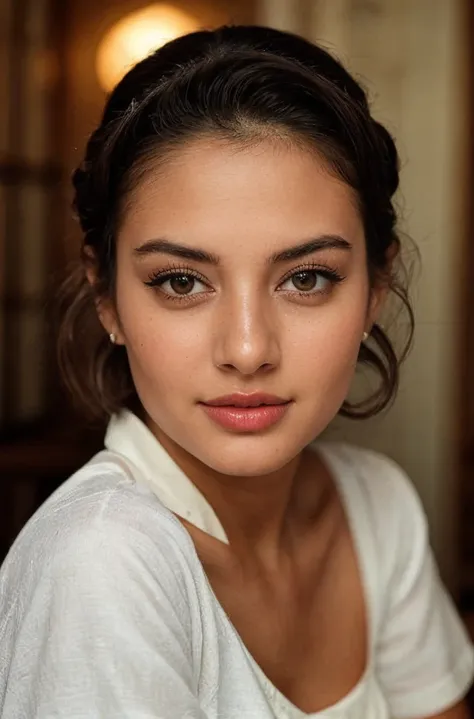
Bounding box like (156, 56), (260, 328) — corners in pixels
(109, 137), (382, 476)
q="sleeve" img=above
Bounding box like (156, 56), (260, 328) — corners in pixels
(375, 465), (474, 718)
(1, 519), (208, 719)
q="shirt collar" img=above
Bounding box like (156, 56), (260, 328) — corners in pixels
(104, 410), (229, 543)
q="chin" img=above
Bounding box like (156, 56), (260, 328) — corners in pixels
(191, 433), (306, 477)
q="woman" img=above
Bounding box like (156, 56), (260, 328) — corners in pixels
(0, 24), (472, 719)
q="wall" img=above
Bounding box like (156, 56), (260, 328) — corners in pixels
(259, 0), (468, 589)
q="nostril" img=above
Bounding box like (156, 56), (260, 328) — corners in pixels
(219, 363), (237, 372)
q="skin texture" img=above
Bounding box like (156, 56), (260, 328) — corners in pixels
(111, 137), (378, 476)
(97, 137), (470, 717)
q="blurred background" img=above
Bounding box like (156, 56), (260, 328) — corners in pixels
(0, 0), (473, 619)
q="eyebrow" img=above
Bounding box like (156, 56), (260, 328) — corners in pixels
(133, 239), (220, 264)
(133, 235), (352, 265)
(270, 235), (351, 262)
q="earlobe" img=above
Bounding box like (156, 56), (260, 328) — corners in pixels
(367, 279), (389, 331)
(83, 255), (124, 345)
(99, 302), (125, 346)
(92, 292), (122, 344)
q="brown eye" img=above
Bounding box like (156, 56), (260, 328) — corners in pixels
(278, 268), (340, 295)
(146, 271), (209, 299)
(291, 271), (318, 291)
(169, 275), (195, 295)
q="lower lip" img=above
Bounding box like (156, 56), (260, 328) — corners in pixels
(200, 403), (290, 432)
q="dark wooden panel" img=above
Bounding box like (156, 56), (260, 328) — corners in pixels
(458, 0), (474, 604)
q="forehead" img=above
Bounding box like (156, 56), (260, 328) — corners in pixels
(119, 137), (364, 254)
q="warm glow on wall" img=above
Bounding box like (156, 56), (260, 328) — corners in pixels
(96, 4), (199, 92)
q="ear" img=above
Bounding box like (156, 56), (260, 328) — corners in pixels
(84, 249), (125, 346)
(366, 281), (388, 332)
(365, 241), (398, 334)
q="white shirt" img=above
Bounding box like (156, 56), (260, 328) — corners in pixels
(0, 410), (473, 719)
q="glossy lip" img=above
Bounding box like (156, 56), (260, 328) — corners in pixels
(199, 393), (292, 432)
(202, 392), (289, 408)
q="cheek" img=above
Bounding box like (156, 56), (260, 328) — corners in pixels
(285, 287), (367, 371)
(131, 323), (202, 381)
(281, 294), (368, 428)
(116, 288), (207, 393)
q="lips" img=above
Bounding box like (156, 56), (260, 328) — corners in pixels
(200, 393), (291, 432)
(203, 393), (289, 408)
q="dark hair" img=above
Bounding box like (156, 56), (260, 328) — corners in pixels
(58, 24), (414, 421)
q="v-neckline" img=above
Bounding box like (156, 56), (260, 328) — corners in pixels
(193, 443), (378, 717)
(105, 413), (379, 716)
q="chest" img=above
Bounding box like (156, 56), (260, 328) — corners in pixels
(200, 527), (367, 715)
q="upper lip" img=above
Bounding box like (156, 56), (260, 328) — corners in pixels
(202, 393), (290, 408)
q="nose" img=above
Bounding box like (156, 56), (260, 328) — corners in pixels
(213, 291), (281, 376)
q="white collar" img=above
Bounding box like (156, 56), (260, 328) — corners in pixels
(104, 410), (229, 543)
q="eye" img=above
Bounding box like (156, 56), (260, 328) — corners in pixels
(279, 268), (342, 294)
(161, 274), (205, 296)
(144, 270), (210, 299)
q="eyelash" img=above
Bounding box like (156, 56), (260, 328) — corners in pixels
(144, 265), (211, 302)
(144, 262), (346, 303)
(278, 263), (346, 297)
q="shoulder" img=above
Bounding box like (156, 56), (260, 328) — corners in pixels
(318, 442), (429, 595)
(319, 441), (423, 523)
(0, 453), (200, 620)
(5, 450), (194, 552)
(0, 456), (209, 716)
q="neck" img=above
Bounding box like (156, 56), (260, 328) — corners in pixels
(151, 424), (305, 562)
